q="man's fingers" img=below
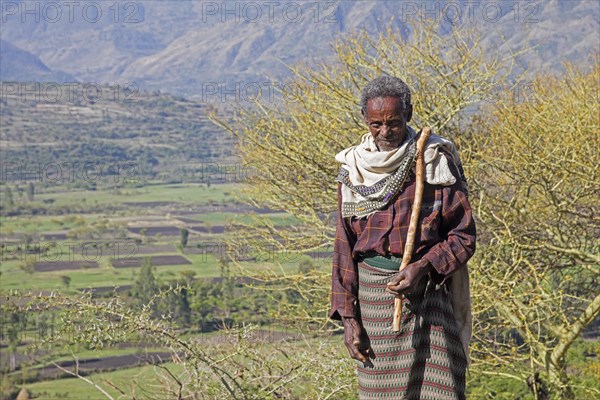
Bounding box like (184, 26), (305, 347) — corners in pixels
(354, 346), (368, 362)
(360, 344), (374, 358)
(350, 332), (368, 362)
(387, 274), (404, 287)
(386, 281), (407, 294)
(352, 335), (369, 362)
(387, 273), (413, 295)
(346, 341), (367, 362)
(387, 272), (408, 293)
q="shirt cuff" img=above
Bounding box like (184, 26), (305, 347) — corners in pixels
(329, 298), (359, 320)
(423, 251), (451, 282)
(423, 252), (467, 286)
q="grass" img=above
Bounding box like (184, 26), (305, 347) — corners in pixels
(0, 255), (224, 292)
(0, 247), (330, 292)
(0, 345), (168, 374)
(194, 211), (301, 226)
(0, 182), (250, 238)
(0, 214), (105, 235)
(32, 183), (240, 208)
(25, 362), (186, 400)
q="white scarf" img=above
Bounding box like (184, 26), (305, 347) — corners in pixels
(335, 126), (464, 218)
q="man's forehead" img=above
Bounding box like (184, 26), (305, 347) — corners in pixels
(366, 96), (405, 111)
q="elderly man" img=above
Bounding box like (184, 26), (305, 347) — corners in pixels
(330, 76), (476, 400)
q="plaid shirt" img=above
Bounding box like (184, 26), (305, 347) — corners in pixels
(330, 156), (476, 320)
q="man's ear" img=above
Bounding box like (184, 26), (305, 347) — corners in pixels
(362, 109), (369, 125)
(405, 104), (413, 123)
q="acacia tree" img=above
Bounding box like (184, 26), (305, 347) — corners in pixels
(462, 62), (600, 399)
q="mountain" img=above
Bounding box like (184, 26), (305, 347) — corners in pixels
(0, 40), (75, 82)
(0, 0), (598, 97)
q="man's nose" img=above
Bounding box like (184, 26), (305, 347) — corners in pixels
(380, 125), (390, 136)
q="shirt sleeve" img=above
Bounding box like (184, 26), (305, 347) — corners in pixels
(330, 183), (359, 320)
(422, 158), (476, 278)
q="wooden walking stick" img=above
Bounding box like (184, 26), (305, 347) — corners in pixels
(389, 126), (432, 332)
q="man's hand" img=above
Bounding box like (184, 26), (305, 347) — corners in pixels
(386, 259), (433, 296)
(342, 317), (373, 364)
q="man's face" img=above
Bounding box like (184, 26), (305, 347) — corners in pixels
(364, 96), (411, 151)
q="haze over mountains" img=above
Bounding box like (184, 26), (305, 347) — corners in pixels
(1, 0), (598, 99)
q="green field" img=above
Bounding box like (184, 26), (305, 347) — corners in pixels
(0, 214), (105, 234)
(0, 182), (327, 293)
(31, 183), (237, 208)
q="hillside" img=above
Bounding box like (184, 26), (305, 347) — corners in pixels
(0, 84), (236, 186)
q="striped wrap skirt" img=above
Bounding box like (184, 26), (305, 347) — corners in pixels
(357, 261), (467, 400)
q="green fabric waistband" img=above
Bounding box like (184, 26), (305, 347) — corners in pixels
(360, 251), (401, 270)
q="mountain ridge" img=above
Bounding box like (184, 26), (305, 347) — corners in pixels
(1, 0), (598, 98)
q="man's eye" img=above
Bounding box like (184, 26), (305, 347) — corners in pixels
(370, 123), (381, 128)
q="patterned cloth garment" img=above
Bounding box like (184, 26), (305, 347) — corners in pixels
(356, 261), (467, 400)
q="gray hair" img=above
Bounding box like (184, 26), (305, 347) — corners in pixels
(360, 76), (411, 114)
